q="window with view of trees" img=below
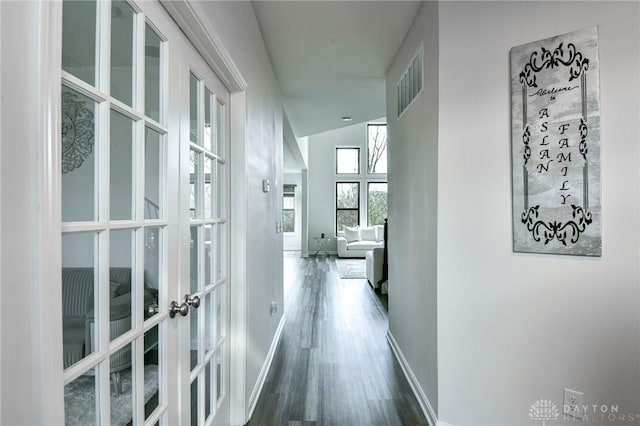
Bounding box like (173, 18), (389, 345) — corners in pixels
(367, 182), (388, 226)
(336, 147), (360, 174)
(283, 194), (295, 232)
(368, 124), (387, 174)
(336, 182), (359, 231)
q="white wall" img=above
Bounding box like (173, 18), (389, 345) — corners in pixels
(284, 171), (302, 251)
(385, 0), (439, 419)
(307, 121), (386, 254)
(196, 1), (285, 420)
(437, 2), (639, 425)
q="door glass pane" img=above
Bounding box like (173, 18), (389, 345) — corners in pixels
(144, 227), (160, 320)
(204, 89), (213, 151)
(144, 325), (160, 419)
(205, 361), (212, 419)
(110, 229), (133, 341)
(216, 163), (224, 218)
(62, 87), (97, 222)
(62, 232), (96, 369)
(215, 224), (224, 281)
(110, 342), (133, 424)
(145, 25), (162, 122)
(190, 305), (199, 370)
(110, 110), (134, 220)
(145, 128), (161, 220)
(205, 291), (214, 353)
(216, 101), (224, 157)
(62, 0), (96, 85)
(204, 157), (213, 219)
(216, 285), (224, 343)
(110, 0), (135, 106)
(190, 150), (201, 218)
(190, 73), (199, 144)
(215, 349), (223, 404)
(64, 366), (97, 424)
(190, 378), (198, 426)
(204, 225), (212, 286)
(190, 226), (199, 294)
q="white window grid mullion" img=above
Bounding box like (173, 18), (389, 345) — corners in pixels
(144, 117), (169, 136)
(97, 0), (112, 421)
(62, 72), (109, 104)
(144, 406), (164, 426)
(158, 130), (168, 221)
(62, 221), (162, 234)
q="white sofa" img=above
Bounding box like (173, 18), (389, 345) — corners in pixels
(366, 247), (386, 293)
(337, 225), (384, 258)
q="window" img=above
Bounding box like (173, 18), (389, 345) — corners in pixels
(336, 182), (360, 231)
(367, 182), (388, 226)
(283, 185), (296, 232)
(336, 147), (360, 174)
(367, 124), (387, 174)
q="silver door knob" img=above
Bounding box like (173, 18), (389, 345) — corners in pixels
(169, 301), (189, 318)
(184, 294), (200, 309)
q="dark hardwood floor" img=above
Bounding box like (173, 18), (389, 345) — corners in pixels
(247, 253), (428, 426)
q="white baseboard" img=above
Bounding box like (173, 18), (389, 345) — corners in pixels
(246, 315), (286, 420)
(387, 330), (438, 426)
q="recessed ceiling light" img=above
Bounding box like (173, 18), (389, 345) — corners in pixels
(341, 116), (353, 122)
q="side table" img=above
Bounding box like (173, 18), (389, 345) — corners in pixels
(313, 237), (331, 256)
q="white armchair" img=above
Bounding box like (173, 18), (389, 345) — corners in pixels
(366, 247), (386, 293)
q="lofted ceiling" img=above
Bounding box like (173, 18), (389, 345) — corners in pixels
(252, 1), (422, 141)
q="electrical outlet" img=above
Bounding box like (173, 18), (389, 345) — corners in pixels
(270, 301), (278, 316)
(563, 388), (584, 419)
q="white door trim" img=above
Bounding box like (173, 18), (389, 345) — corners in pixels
(33, 1), (65, 423)
(160, 1), (247, 92)
(1, 1), (66, 423)
(159, 3), (249, 425)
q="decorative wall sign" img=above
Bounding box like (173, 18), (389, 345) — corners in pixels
(61, 90), (95, 174)
(511, 27), (601, 256)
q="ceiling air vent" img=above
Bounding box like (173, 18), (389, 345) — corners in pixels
(397, 45), (423, 119)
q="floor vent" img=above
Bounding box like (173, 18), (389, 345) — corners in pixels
(397, 45), (423, 119)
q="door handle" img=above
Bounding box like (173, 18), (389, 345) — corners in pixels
(184, 294), (200, 309)
(169, 300), (189, 318)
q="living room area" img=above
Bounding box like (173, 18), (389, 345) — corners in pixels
(283, 119), (389, 293)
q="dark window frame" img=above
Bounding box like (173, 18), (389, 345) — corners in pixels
(367, 181), (388, 227)
(335, 147), (361, 175)
(367, 124), (388, 175)
(335, 181), (360, 232)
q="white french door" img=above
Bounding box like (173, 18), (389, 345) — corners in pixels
(177, 34), (231, 426)
(59, 1), (231, 424)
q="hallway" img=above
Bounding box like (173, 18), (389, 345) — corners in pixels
(248, 253), (428, 425)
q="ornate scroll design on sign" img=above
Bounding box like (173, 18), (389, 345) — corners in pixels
(511, 28), (601, 256)
(519, 42), (590, 88)
(62, 91), (94, 174)
(521, 205), (593, 246)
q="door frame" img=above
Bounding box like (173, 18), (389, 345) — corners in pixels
(19, 1), (248, 424)
(158, 3), (249, 424)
